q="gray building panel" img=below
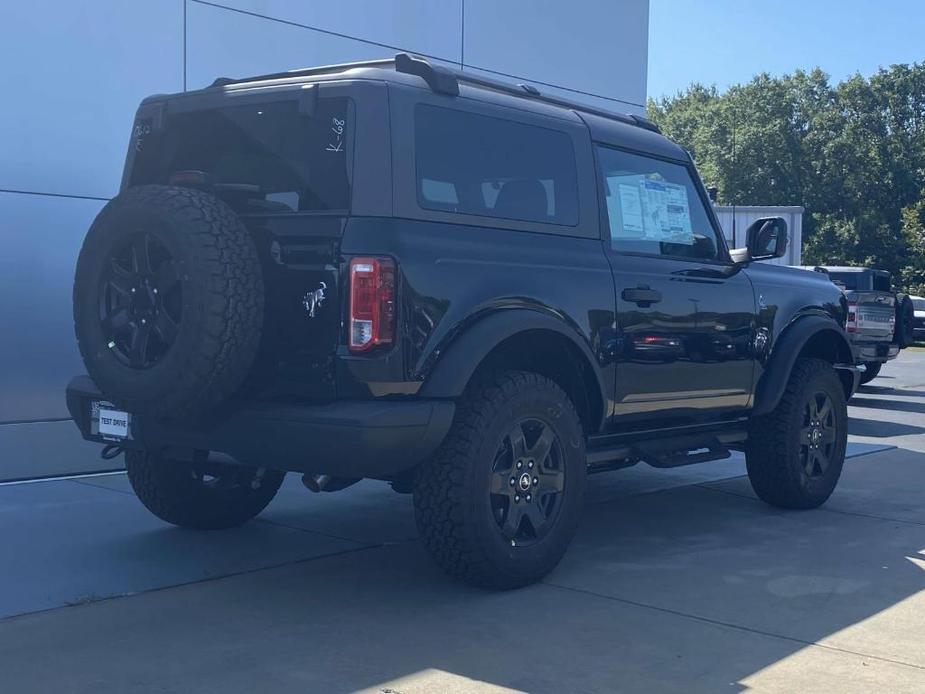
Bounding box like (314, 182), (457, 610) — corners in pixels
(0, 1), (183, 199)
(0, 0), (649, 480)
(202, 0), (464, 64)
(0, 193), (105, 422)
(463, 0), (649, 110)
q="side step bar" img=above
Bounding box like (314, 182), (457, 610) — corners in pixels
(633, 435), (730, 468)
(586, 426), (747, 473)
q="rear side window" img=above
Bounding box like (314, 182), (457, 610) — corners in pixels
(414, 104), (579, 226)
(131, 97), (353, 213)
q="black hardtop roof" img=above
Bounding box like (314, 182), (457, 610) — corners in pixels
(147, 53), (688, 162)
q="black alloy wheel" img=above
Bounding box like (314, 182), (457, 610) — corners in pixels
(799, 390), (837, 481)
(99, 232), (182, 369)
(745, 357), (847, 510)
(490, 417), (566, 546)
(413, 371), (586, 588)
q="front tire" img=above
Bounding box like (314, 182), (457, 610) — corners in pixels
(859, 361), (882, 385)
(746, 358), (847, 509)
(414, 371), (586, 589)
(125, 450), (285, 529)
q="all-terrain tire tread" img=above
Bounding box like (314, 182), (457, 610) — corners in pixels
(746, 357), (845, 509)
(414, 370), (582, 589)
(125, 450), (284, 530)
(75, 185), (263, 418)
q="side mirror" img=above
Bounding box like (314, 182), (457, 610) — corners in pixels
(732, 217), (788, 263)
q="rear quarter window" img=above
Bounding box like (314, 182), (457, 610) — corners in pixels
(130, 97), (354, 213)
(413, 104), (579, 227)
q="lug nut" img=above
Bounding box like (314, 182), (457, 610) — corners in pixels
(509, 478), (515, 486)
(526, 494), (532, 502)
(131, 288), (136, 293)
(516, 461), (523, 470)
(528, 460), (534, 469)
(533, 477), (539, 486)
(153, 288), (158, 294)
(141, 319), (146, 325)
(514, 494), (520, 502)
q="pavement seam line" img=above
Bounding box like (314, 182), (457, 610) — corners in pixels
(695, 483), (925, 527)
(68, 477), (399, 546)
(0, 541), (381, 625)
(254, 516), (414, 546)
(70, 477), (135, 495)
(541, 580), (925, 672)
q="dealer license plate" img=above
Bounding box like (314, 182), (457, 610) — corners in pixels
(91, 401), (131, 440)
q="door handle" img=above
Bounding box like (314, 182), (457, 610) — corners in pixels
(621, 285), (662, 306)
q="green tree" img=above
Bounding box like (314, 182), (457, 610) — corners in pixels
(648, 63), (925, 291)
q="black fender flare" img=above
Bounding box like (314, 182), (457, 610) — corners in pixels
(752, 315), (855, 416)
(418, 309), (607, 428)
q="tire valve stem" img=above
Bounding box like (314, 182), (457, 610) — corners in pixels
(107, 341), (116, 349)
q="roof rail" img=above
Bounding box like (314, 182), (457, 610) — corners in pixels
(394, 53), (459, 95)
(209, 57), (396, 89)
(208, 53), (659, 134)
(391, 53), (660, 134)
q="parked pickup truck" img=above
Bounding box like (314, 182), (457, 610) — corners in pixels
(806, 267), (915, 383)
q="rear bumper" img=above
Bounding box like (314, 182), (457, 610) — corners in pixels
(853, 342), (900, 363)
(65, 376), (455, 479)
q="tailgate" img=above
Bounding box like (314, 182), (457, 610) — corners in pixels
(846, 291), (895, 340)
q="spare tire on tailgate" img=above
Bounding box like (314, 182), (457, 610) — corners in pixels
(73, 185), (263, 419)
(894, 294), (915, 348)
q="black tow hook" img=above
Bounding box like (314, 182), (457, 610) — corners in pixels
(100, 444), (124, 460)
(301, 474), (360, 493)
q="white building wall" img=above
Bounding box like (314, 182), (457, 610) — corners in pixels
(0, 0), (649, 480)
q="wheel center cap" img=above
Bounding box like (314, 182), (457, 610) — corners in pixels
(518, 472), (532, 491)
(810, 428), (823, 445)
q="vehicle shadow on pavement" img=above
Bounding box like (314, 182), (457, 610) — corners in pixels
(849, 397), (925, 414)
(858, 384), (925, 397)
(2, 448), (924, 693)
(847, 416), (925, 438)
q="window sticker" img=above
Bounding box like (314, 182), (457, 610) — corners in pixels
(617, 183), (645, 236)
(610, 175), (694, 245)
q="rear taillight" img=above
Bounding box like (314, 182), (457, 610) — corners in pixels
(846, 302), (857, 333)
(349, 257), (396, 353)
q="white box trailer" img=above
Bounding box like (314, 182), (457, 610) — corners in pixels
(713, 205), (803, 266)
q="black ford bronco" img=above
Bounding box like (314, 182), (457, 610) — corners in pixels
(68, 54), (859, 588)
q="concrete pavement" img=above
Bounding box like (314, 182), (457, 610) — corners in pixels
(1, 350), (923, 693)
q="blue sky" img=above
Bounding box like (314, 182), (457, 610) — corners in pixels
(648, 0), (925, 100)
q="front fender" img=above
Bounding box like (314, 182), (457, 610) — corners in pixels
(752, 315), (854, 416)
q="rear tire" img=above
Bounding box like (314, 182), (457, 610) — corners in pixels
(414, 371), (586, 589)
(746, 358), (847, 509)
(125, 450), (284, 529)
(859, 361), (882, 385)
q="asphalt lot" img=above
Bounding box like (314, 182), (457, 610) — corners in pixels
(1, 349), (923, 693)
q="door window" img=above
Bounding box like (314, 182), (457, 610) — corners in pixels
(596, 146), (724, 261)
